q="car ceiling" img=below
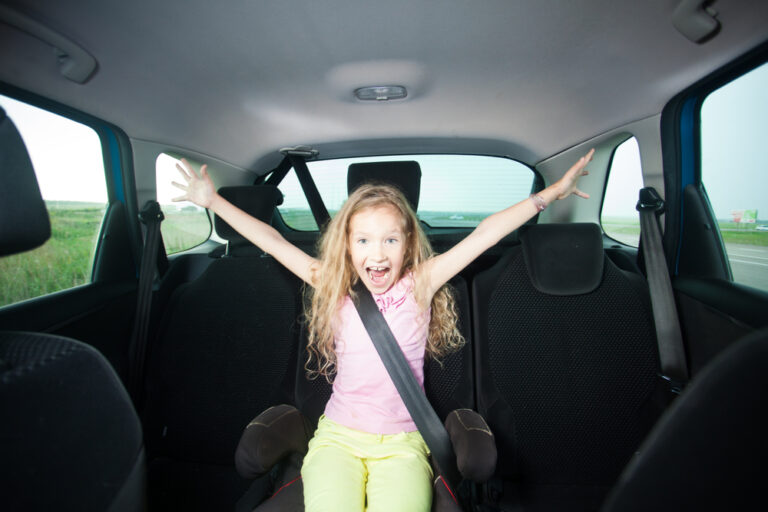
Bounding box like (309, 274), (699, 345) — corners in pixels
(1, 0), (767, 172)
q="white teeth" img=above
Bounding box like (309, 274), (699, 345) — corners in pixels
(367, 267), (390, 281)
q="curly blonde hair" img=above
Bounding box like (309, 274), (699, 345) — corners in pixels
(305, 183), (465, 380)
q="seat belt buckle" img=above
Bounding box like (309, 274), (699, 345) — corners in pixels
(636, 187), (664, 213)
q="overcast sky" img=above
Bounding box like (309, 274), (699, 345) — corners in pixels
(2, 61), (765, 220)
(701, 62), (768, 220)
(0, 95), (106, 203)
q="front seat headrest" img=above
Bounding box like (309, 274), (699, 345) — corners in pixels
(347, 160), (421, 211)
(0, 107), (51, 256)
(214, 185), (284, 241)
(519, 222), (604, 296)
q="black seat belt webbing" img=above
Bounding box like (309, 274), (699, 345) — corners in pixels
(288, 154), (331, 229)
(262, 156), (292, 186)
(351, 280), (462, 490)
(637, 187), (689, 393)
(128, 200), (165, 404)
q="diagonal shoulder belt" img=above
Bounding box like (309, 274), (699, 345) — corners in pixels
(351, 280), (461, 488)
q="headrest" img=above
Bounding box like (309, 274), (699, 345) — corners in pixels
(214, 185), (283, 241)
(0, 107), (51, 256)
(520, 223), (604, 295)
(347, 160), (421, 211)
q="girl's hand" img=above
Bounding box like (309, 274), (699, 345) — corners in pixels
(555, 148), (594, 200)
(172, 158), (216, 208)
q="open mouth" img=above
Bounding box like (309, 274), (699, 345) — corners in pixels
(366, 266), (390, 285)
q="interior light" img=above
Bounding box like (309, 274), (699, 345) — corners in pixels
(354, 85), (407, 101)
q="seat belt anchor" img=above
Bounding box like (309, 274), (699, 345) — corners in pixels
(139, 200), (164, 224)
(636, 187), (665, 213)
(279, 145), (319, 159)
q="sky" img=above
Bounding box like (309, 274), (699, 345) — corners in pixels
(2, 62), (766, 219)
(701, 62), (768, 221)
(0, 95), (107, 203)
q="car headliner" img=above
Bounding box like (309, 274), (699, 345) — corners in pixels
(0, 0), (767, 173)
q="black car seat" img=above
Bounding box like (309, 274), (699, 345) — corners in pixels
(602, 326), (768, 511)
(141, 185), (304, 511)
(0, 106), (146, 511)
(472, 222), (665, 511)
(233, 160), (491, 512)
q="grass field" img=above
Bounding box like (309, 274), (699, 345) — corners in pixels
(0, 202), (106, 307)
(0, 202), (212, 307)
(602, 216), (768, 247)
(1, 205), (765, 308)
(161, 206), (211, 254)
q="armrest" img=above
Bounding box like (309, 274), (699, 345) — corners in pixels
(234, 404), (314, 479)
(444, 409), (497, 482)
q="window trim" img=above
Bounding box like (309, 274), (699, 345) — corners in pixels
(660, 40), (768, 276)
(0, 83), (139, 287)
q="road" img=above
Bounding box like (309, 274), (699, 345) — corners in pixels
(606, 235), (768, 292)
(726, 243), (768, 292)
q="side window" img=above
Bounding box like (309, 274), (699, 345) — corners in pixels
(601, 136), (643, 246)
(155, 153), (211, 254)
(0, 95), (107, 307)
(700, 62), (768, 292)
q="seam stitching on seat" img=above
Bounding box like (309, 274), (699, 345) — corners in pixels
(452, 409), (493, 436)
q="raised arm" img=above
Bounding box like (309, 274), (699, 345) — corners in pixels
(421, 149), (594, 298)
(172, 159), (319, 286)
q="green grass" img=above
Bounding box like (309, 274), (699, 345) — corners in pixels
(602, 216), (768, 246)
(161, 207), (211, 254)
(718, 230), (768, 246)
(280, 209), (319, 231)
(0, 203), (106, 307)
(0, 203), (213, 307)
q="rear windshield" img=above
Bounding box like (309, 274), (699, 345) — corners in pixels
(277, 154), (535, 230)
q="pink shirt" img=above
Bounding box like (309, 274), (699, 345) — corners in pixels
(323, 275), (429, 434)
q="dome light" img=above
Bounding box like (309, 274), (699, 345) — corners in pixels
(354, 85), (407, 101)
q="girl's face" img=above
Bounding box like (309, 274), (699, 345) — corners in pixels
(347, 204), (407, 295)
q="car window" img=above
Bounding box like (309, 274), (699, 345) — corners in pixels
(601, 137), (643, 246)
(156, 153), (212, 253)
(0, 94), (107, 307)
(276, 167), (321, 231)
(700, 62), (768, 292)
(277, 154), (535, 230)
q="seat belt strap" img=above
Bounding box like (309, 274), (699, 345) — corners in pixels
(128, 200), (165, 404)
(636, 187), (689, 393)
(262, 156), (292, 186)
(281, 147), (331, 229)
(351, 280), (462, 490)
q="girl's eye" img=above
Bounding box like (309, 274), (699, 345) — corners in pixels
(386, 238), (399, 244)
(357, 238), (368, 245)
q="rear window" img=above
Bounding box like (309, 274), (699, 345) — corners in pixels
(277, 154), (535, 230)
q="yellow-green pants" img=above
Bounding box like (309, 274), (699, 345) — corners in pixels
(301, 415), (433, 512)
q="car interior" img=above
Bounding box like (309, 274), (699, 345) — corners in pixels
(1, 1), (767, 511)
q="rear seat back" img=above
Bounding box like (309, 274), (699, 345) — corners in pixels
(424, 275), (474, 419)
(473, 223), (663, 510)
(143, 185), (303, 510)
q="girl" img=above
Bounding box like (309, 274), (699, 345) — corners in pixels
(173, 149), (593, 511)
